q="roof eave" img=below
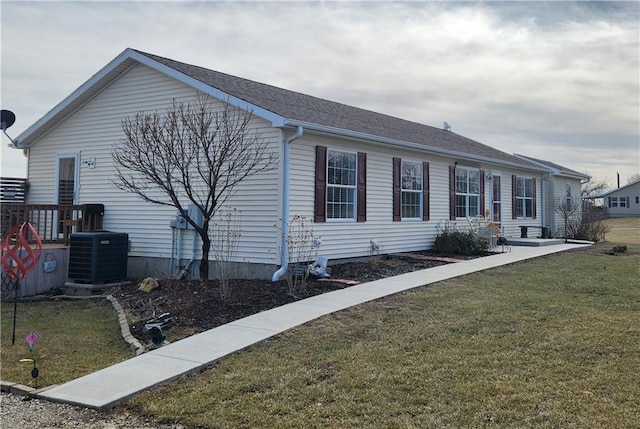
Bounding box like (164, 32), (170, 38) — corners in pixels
(14, 48), (287, 148)
(513, 154), (590, 181)
(15, 49), (139, 147)
(284, 120), (549, 173)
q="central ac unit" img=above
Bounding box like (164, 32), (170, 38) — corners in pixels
(68, 232), (128, 283)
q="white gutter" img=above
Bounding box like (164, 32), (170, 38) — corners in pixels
(272, 126), (304, 282)
(284, 120), (550, 174)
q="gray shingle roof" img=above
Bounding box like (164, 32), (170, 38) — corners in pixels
(135, 50), (540, 169)
(514, 154), (589, 179)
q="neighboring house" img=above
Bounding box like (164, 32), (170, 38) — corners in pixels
(600, 180), (640, 218)
(12, 48), (565, 280)
(514, 155), (590, 237)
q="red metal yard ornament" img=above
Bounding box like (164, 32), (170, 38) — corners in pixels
(1, 222), (43, 344)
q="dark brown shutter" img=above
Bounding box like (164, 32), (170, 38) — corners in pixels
(393, 158), (401, 221)
(532, 177), (537, 219)
(357, 152), (367, 222)
(512, 174), (517, 220)
(423, 162), (430, 221)
(449, 166), (456, 220)
(480, 170), (485, 218)
(315, 146), (327, 223)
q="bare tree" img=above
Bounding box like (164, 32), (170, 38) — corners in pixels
(626, 173), (640, 185)
(554, 198), (581, 238)
(112, 97), (278, 279)
(581, 177), (609, 199)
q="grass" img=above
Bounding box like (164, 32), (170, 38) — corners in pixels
(603, 217), (640, 243)
(0, 299), (133, 386)
(1, 218), (638, 427)
(122, 222), (640, 428)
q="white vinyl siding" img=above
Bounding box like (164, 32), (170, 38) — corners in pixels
(604, 181), (640, 217)
(26, 64), (281, 265)
(290, 134), (459, 259)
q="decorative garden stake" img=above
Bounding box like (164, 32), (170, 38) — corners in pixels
(1, 222), (43, 344)
(20, 332), (40, 387)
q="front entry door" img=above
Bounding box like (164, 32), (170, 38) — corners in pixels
(492, 175), (501, 222)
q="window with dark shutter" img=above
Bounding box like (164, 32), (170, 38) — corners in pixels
(316, 146), (366, 222)
(532, 177), (537, 219)
(357, 152), (366, 222)
(512, 175), (518, 220)
(393, 158), (401, 221)
(314, 145), (327, 223)
(513, 175), (535, 218)
(453, 165), (481, 218)
(449, 166), (456, 220)
(479, 170), (485, 218)
(423, 162), (430, 221)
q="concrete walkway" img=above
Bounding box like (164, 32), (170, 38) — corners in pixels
(37, 243), (590, 410)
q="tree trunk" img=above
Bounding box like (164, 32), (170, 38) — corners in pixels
(199, 224), (211, 280)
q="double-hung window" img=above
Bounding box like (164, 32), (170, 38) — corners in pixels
(455, 167), (480, 218)
(401, 161), (422, 219)
(516, 177), (534, 218)
(315, 146), (366, 223)
(394, 158), (429, 221)
(326, 149), (357, 220)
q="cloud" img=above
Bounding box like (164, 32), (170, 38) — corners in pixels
(1, 1), (638, 185)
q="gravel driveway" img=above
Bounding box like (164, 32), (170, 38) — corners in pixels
(1, 393), (184, 428)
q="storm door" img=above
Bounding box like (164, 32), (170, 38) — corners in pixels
(55, 153), (80, 236)
(492, 175), (501, 222)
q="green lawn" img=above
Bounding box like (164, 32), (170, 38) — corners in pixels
(123, 224), (640, 428)
(0, 299), (133, 386)
(1, 219), (638, 427)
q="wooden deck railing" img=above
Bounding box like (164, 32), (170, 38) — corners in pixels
(1, 203), (104, 245)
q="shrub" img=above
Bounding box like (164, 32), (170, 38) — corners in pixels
(566, 204), (610, 242)
(433, 222), (489, 256)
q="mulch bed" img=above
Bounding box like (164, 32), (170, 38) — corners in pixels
(109, 252), (485, 342)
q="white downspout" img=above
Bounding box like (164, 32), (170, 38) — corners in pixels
(272, 126), (304, 282)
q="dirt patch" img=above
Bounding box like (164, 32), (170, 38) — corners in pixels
(109, 253), (481, 344)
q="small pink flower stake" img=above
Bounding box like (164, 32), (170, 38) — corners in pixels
(25, 332), (38, 351)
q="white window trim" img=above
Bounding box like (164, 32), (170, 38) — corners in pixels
(516, 176), (534, 219)
(55, 152), (80, 205)
(326, 148), (358, 222)
(455, 166), (480, 219)
(401, 159), (423, 220)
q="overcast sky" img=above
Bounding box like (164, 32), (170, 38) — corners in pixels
(1, 1), (638, 188)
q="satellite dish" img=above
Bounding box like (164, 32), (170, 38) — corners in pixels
(1, 110), (16, 131)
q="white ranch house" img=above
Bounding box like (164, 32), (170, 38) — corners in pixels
(10, 48), (588, 280)
(601, 180), (640, 218)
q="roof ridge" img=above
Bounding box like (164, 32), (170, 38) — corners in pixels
(133, 49), (449, 133)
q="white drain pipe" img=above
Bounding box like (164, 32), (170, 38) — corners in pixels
(272, 126), (303, 281)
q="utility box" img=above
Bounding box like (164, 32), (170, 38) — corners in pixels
(171, 204), (204, 230)
(68, 232), (128, 283)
